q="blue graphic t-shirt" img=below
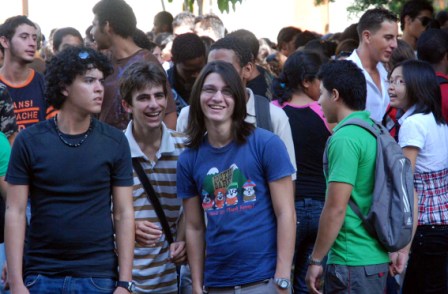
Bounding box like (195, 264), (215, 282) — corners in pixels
(177, 128), (295, 287)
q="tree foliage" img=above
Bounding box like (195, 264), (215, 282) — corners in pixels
(167, 0), (243, 14)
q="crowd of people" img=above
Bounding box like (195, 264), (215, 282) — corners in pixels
(0, 0), (447, 293)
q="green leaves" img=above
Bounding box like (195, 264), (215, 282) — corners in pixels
(217, 0), (242, 13)
(166, 0), (243, 14)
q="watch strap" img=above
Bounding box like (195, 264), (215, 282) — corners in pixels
(116, 281), (134, 293)
(308, 255), (323, 266)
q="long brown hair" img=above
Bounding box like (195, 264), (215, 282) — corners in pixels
(186, 61), (254, 149)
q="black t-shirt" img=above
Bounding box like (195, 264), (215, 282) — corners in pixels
(282, 102), (331, 200)
(6, 119), (133, 278)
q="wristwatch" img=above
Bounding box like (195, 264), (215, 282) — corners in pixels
(274, 278), (291, 289)
(308, 255), (323, 266)
(116, 281), (136, 293)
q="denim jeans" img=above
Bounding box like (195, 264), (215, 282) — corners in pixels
(24, 275), (116, 294)
(293, 198), (325, 294)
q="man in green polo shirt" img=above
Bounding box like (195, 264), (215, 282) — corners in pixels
(305, 60), (399, 294)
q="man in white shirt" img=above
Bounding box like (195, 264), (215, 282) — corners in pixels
(347, 8), (398, 122)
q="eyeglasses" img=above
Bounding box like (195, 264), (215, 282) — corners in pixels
(416, 16), (432, 27)
(388, 79), (405, 86)
(201, 86), (233, 98)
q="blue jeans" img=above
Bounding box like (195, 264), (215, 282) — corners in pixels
(24, 275), (116, 294)
(293, 198), (325, 294)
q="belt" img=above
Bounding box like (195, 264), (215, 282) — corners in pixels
(203, 279), (270, 292)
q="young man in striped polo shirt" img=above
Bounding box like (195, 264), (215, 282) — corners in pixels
(120, 61), (187, 293)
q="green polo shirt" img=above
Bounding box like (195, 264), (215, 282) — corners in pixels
(326, 111), (389, 266)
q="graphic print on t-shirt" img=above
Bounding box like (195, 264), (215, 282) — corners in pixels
(201, 164), (257, 216)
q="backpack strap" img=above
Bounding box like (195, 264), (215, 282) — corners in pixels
(254, 95), (273, 132)
(322, 117), (380, 237)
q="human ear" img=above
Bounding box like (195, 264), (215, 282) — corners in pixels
(121, 99), (133, 113)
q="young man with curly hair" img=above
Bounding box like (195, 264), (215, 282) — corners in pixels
(5, 46), (135, 294)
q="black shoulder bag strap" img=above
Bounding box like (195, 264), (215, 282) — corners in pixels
(254, 94), (273, 132)
(132, 158), (174, 244)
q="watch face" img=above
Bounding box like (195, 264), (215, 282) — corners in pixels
(280, 280), (288, 289)
(129, 282), (136, 291)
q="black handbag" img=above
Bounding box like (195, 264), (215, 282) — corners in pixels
(132, 158), (174, 244)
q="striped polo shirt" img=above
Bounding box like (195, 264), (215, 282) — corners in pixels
(124, 121), (187, 293)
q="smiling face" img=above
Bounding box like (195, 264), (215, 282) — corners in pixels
(388, 66), (409, 111)
(61, 68), (105, 115)
(200, 72), (235, 127)
(123, 83), (167, 132)
(366, 20), (398, 63)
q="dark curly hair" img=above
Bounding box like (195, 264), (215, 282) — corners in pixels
(45, 46), (113, 109)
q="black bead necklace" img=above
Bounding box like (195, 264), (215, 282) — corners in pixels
(53, 115), (94, 148)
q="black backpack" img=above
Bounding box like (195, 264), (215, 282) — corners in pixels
(323, 118), (415, 252)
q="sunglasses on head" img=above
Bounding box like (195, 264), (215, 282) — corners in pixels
(417, 16), (432, 27)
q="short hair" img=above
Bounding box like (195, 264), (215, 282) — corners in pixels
(273, 51), (323, 104)
(186, 61), (254, 148)
(195, 14), (225, 40)
(303, 39), (337, 60)
(277, 26), (301, 49)
(119, 61), (168, 106)
(387, 38), (416, 71)
(171, 33), (206, 63)
(133, 29), (156, 51)
(318, 60), (367, 110)
(335, 38), (358, 57)
(417, 28), (448, 64)
(154, 11), (173, 33)
(0, 15), (36, 53)
(357, 8), (398, 39)
(294, 30), (319, 49)
(52, 27), (83, 52)
(45, 46), (113, 109)
(339, 23), (359, 43)
(172, 11), (195, 33)
(209, 36), (253, 67)
(400, 0), (434, 31)
(227, 29), (259, 62)
(92, 0), (137, 38)
(392, 60), (444, 124)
